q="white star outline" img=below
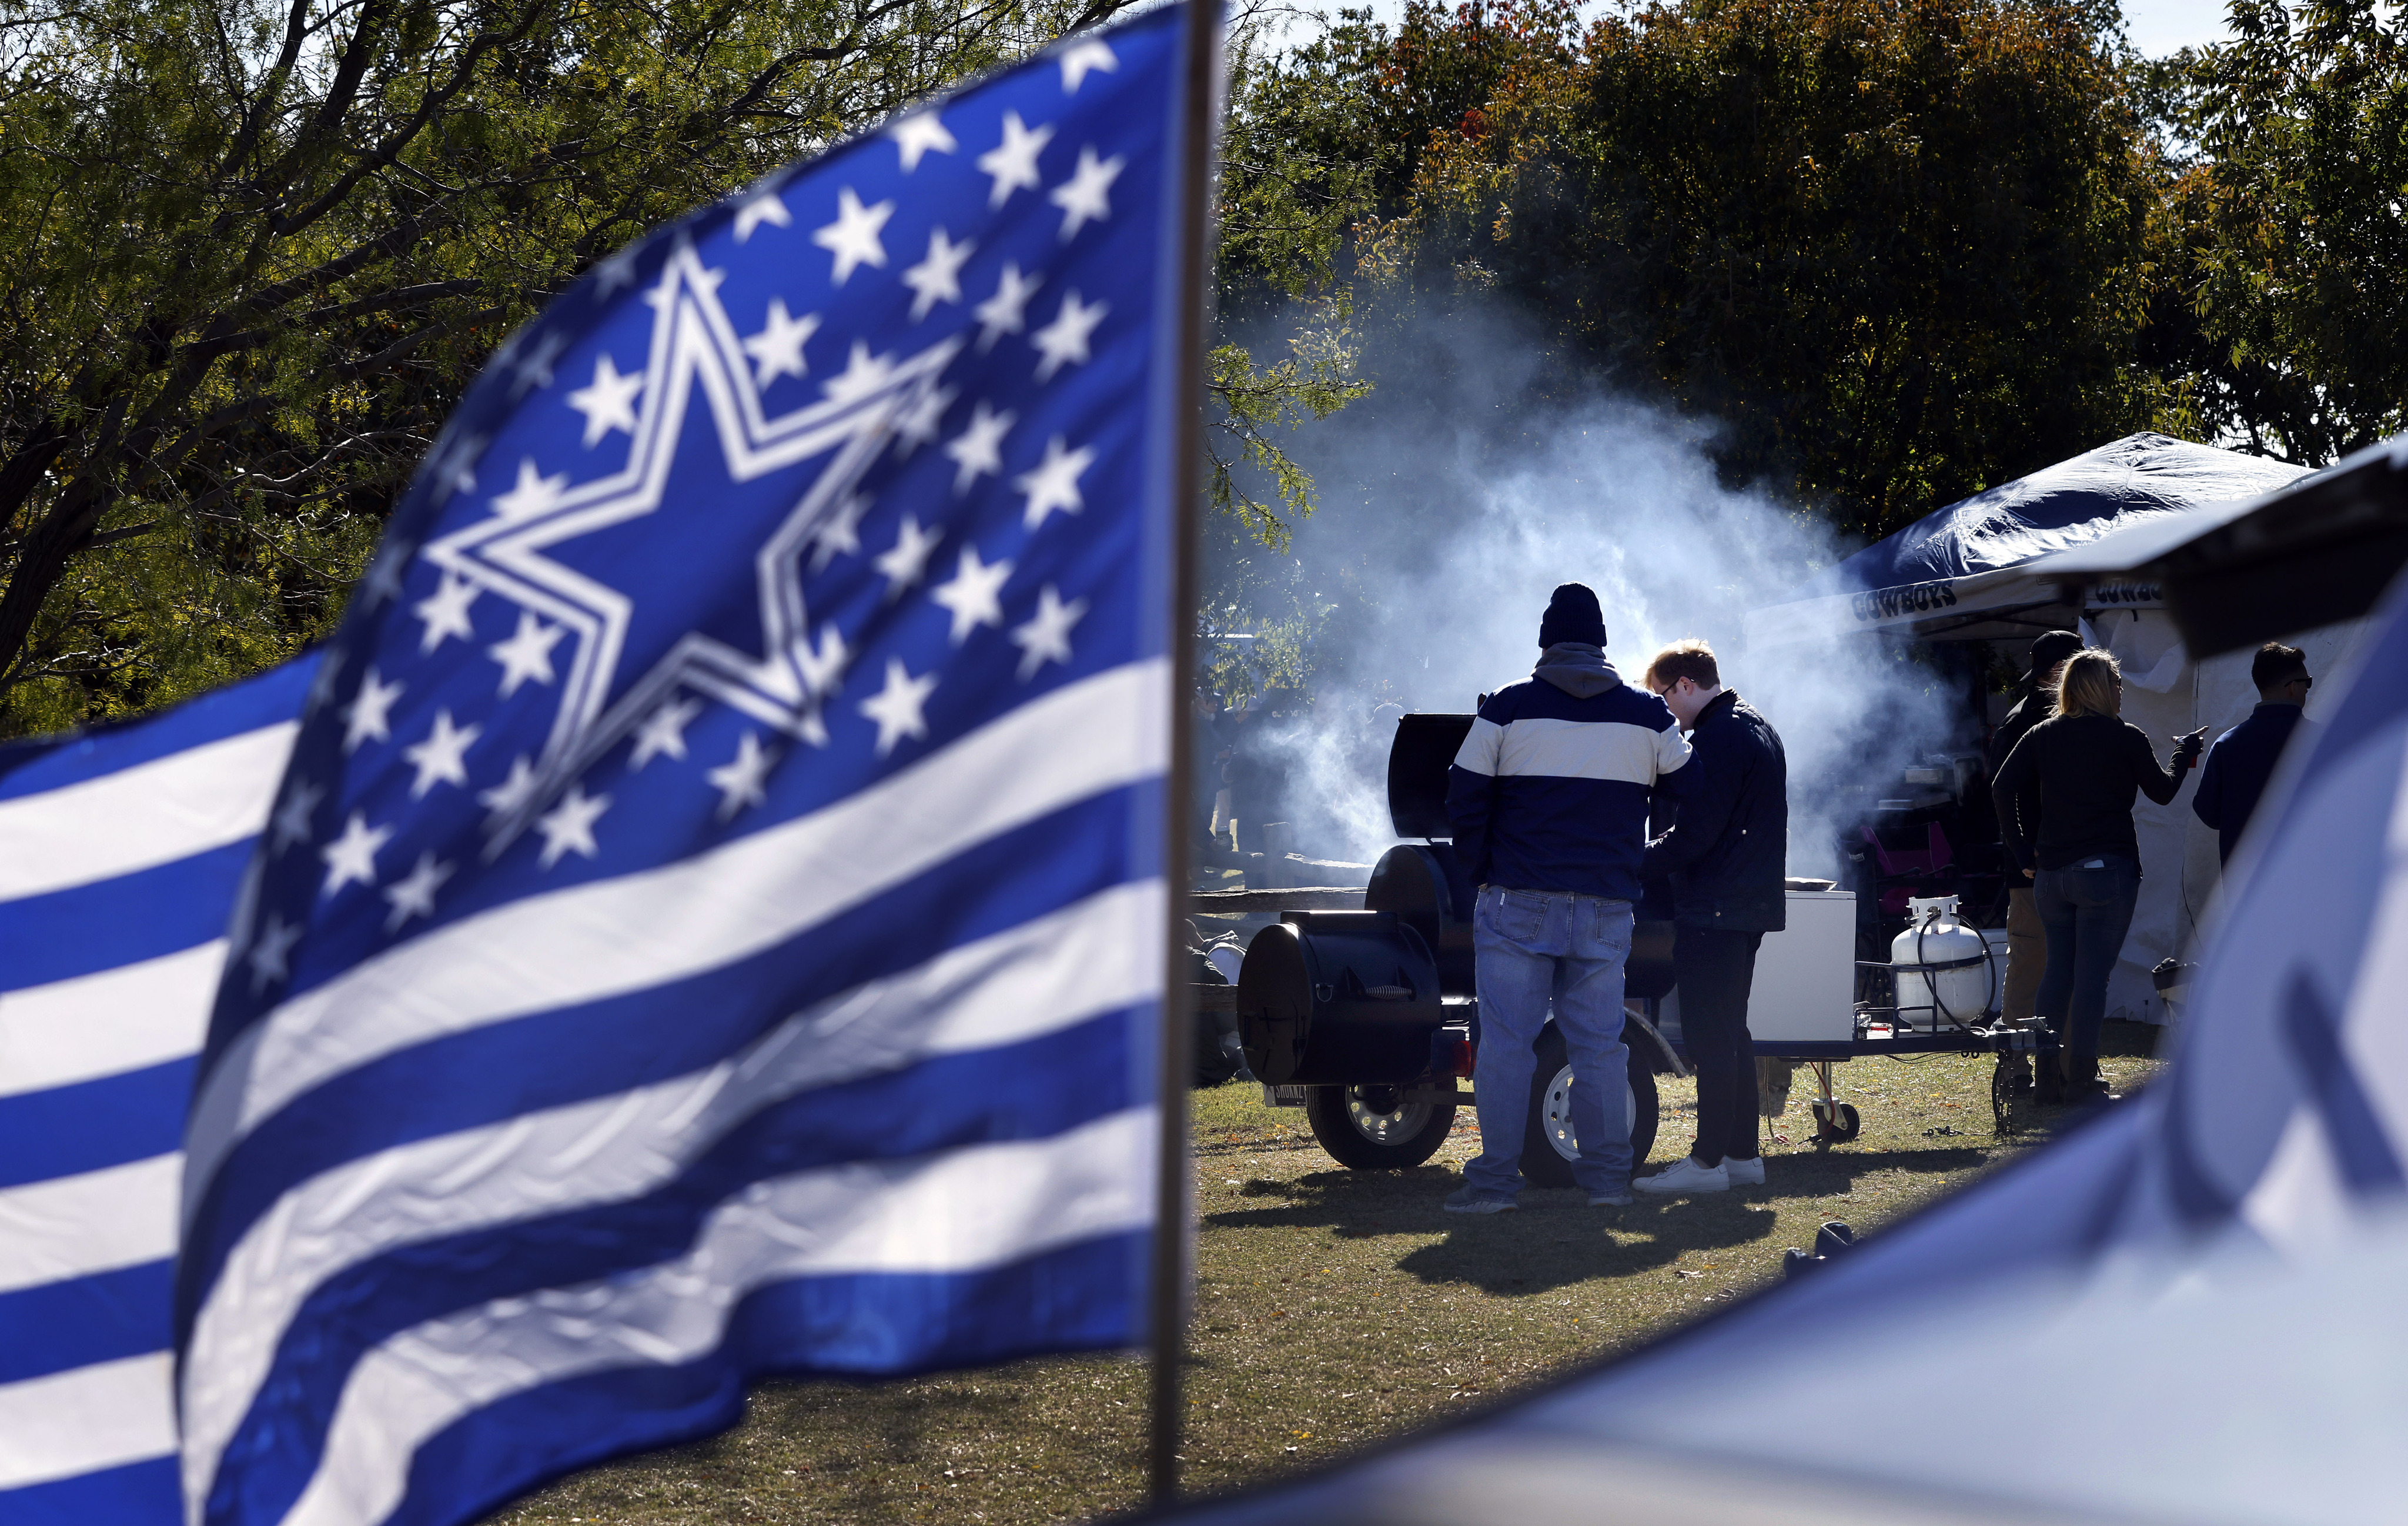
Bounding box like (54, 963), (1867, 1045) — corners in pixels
(420, 238), (961, 853)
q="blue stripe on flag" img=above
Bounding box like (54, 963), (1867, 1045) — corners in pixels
(0, 1061), (194, 1189)
(0, 1261), (175, 1385)
(0, 656), (317, 802)
(203, 1010), (1144, 1510)
(0, 841), (257, 994)
(372, 1234), (1146, 1526)
(0, 1455), (182, 1526)
(177, 785), (1151, 1301)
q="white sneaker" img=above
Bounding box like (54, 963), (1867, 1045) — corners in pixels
(1722, 1156), (1765, 1187)
(1634, 1156), (1729, 1196)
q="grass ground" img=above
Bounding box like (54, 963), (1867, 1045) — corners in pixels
(494, 1036), (2160, 1526)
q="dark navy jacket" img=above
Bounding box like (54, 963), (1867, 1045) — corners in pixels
(1641, 690), (1789, 931)
(2193, 703), (2310, 863)
(1444, 647), (1693, 901)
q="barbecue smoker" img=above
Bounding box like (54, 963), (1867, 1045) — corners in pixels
(1235, 714), (1677, 1185)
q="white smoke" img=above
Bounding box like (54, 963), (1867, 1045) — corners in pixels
(1219, 306), (1971, 880)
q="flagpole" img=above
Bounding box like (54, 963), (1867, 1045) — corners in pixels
(1152, 0), (1220, 1509)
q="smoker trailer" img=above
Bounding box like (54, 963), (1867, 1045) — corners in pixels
(1224, 714), (2049, 1183)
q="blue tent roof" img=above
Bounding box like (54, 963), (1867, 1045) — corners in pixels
(1786, 432), (2306, 603)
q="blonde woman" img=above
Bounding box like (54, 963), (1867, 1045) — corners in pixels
(1989, 649), (2205, 1103)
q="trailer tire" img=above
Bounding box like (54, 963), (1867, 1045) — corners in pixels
(1520, 1024), (1661, 1189)
(1305, 1087), (1457, 1170)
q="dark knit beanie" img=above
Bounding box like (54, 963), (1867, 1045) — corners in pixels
(1537, 583), (1607, 649)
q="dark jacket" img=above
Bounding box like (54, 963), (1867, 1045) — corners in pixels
(1640, 690), (1789, 931)
(1992, 713), (2197, 874)
(2192, 703), (2310, 863)
(1446, 644), (1693, 901)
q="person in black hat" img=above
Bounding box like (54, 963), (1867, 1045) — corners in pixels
(1988, 629), (2083, 1033)
(1443, 583), (1694, 1212)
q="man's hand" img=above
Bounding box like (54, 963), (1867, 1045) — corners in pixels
(2022, 869), (2035, 880)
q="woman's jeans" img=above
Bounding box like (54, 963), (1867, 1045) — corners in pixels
(1464, 886), (1634, 1200)
(2031, 856), (2140, 1085)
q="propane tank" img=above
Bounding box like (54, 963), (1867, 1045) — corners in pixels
(1889, 894), (1995, 1031)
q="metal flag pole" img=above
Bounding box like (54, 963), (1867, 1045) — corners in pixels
(1152, 0), (1222, 1509)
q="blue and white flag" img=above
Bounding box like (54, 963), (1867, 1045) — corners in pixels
(0, 660), (314, 1525)
(174, 9), (1198, 1525)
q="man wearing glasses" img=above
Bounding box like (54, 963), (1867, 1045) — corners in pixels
(1634, 639), (1788, 1197)
(2193, 642), (2317, 864)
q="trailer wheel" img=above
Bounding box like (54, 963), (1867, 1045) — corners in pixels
(1812, 1100), (1862, 1143)
(1305, 1087), (1456, 1170)
(1520, 1025), (1661, 1189)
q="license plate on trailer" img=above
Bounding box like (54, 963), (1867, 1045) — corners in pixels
(1262, 1085), (1308, 1108)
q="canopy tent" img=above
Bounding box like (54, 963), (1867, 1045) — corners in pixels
(1155, 449), (2408, 1526)
(1742, 433), (2307, 648)
(1740, 433), (2352, 1026)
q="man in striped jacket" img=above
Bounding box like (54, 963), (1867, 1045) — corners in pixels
(1442, 583), (1693, 1212)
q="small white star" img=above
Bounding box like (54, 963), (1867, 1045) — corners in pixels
(401, 709), (481, 798)
(744, 299), (820, 386)
(1013, 585), (1090, 679)
(644, 259), (724, 309)
(382, 851), (455, 932)
(362, 542), (412, 607)
(414, 573), (479, 653)
(1031, 290), (1108, 381)
(491, 458), (571, 520)
(430, 431), (485, 501)
(510, 328), (568, 398)
(319, 810), (392, 897)
(593, 243), (643, 295)
(1058, 38), (1116, 93)
(732, 182), (792, 243)
(821, 341), (900, 406)
(342, 667), (404, 754)
(535, 786), (611, 869)
(977, 112), (1054, 208)
(306, 648), (345, 715)
(566, 355), (643, 447)
(972, 262), (1042, 352)
(892, 383), (956, 458)
(489, 612), (564, 697)
(873, 514), (942, 599)
(477, 755), (541, 815)
(1016, 435), (1097, 529)
(809, 493), (872, 571)
(1050, 147), (1126, 241)
(706, 732), (778, 820)
(630, 696), (704, 769)
(858, 657), (937, 757)
(902, 228), (976, 320)
(889, 109), (958, 172)
(270, 777), (323, 855)
(813, 186), (894, 286)
(945, 401), (1014, 494)
(247, 912), (303, 993)
(931, 546), (1013, 645)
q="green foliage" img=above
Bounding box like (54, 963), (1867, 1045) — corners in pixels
(2160, 0), (2408, 463)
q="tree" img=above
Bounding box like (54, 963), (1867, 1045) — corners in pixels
(2156, 0), (2408, 465)
(0, 0), (1132, 733)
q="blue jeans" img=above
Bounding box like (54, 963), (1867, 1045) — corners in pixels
(1463, 886), (1634, 1198)
(2032, 854), (2140, 1085)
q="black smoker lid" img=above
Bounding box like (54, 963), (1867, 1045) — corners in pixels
(1387, 713), (1473, 839)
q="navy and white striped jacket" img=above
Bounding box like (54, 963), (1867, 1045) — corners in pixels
(1446, 649), (1693, 901)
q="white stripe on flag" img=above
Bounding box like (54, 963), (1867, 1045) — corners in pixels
(0, 723), (296, 903)
(183, 657), (1168, 1209)
(0, 1351), (178, 1490)
(178, 880), (1163, 1497)
(280, 1108), (1154, 1526)
(0, 1155), (179, 1295)
(0, 941), (221, 1097)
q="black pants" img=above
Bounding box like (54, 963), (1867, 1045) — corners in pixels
(1674, 926), (1763, 1164)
